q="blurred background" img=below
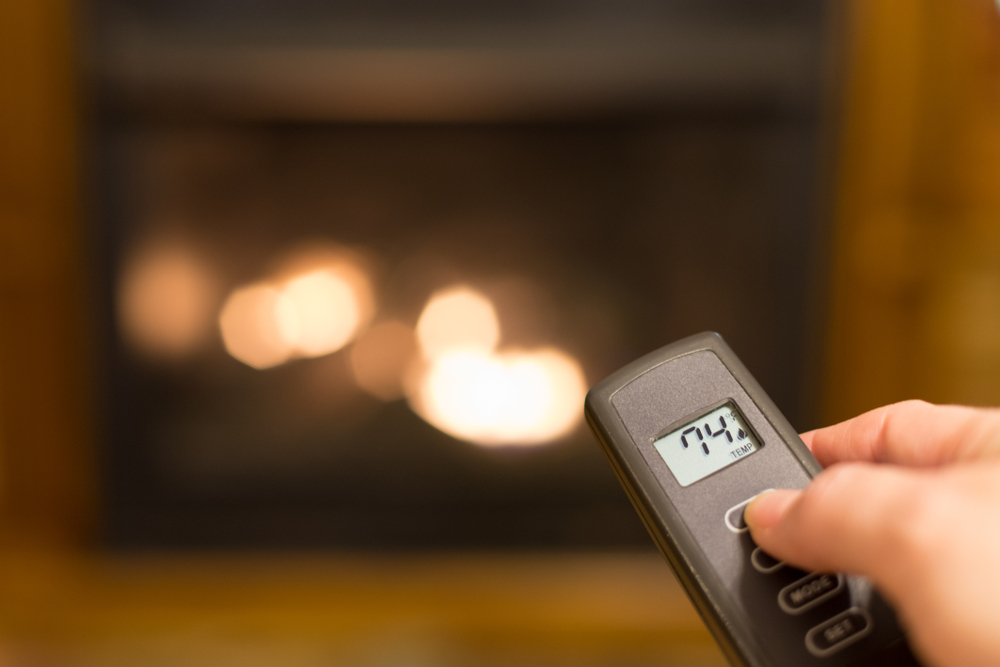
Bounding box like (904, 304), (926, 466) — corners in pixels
(1, 0), (1000, 665)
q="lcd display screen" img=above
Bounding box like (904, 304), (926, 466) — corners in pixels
(653, 402), (762, 487)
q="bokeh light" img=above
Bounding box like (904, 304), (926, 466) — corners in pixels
(350, 321), (418, 401)
(416, 286), (500, 359)
(218, 282), (299, 369)
(282, 269), (361, 357)
(412, 348), (586, 446)
(272, 244), (376, 335)
(409, 285), (585, 446)
(219, 244), (376, 369)
(118, 240), (216, 358)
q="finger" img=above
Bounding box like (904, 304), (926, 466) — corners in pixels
(806, 400), (1000, 468)
(745, 463), (929, 597)
(799, 429), (816, 452)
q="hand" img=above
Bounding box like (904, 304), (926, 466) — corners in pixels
(745, 400), (1000, 667)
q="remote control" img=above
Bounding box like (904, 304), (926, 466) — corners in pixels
(585, 332), (919, 667)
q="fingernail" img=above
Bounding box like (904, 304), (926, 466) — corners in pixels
(745, 489), (800, 530)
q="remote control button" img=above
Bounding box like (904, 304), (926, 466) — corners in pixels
(778, 572), (844, 615)
(723, 490), (773, 534)
(751, 547), (785, 574)
(806, 608), (874, 657)
(724, 498), (752, 533)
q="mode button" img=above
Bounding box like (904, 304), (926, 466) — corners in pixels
(778, 572), (844, 615)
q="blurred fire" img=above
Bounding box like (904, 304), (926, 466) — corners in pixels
(408, 285), (585, 446)
(218, 282), (299, 369)
(414, 347), (586, 446)
(213, 250), (585, 445)
(118, 240), (216, 358)
(219, 245), (374, 369)
(282, 269), (361, 357)
(415, 286), (499, 359)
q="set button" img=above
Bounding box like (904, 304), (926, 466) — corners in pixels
(778, 572), (844, 615)
(806, 608), (873, 657)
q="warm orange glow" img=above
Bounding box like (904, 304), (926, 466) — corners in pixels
(415, 286), (500, 359)
(219, 243), (376, 369)
(272, 244), (376, 331)
(270, 244), (375, 359)
(218, 283), (299, 369)
(408, 284), (585, 445)
(119, 241), (215, 358)
(282, 269), (361, 357)
(349, 321), (418, 401)
(409, 347), (586, 446)
(515, 348), (588, 441)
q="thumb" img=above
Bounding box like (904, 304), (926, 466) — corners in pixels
(745, 462), (925, 598)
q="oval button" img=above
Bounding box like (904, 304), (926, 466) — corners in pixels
(751, 547), (785, 574)
(778, 572), (844, 615)
(724, 498), (753, 533)
(806, 608), (874, 657)
(724, 490), (773, 534)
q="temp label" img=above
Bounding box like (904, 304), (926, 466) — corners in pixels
(653, 402), (762, 487)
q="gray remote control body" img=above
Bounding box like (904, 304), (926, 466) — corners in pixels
(585, 332), (919, 667)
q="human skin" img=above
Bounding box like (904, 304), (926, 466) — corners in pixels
(745, 400), (1000, 667)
